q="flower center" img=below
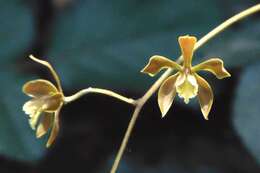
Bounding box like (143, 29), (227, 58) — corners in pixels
(175, 69), (198, 104)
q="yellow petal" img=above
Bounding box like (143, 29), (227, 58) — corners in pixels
(195, 74), (213, 120)
(46, 108), (61, 147)
(158, 73), (179, 117)
(29, 110), (42, 130)
(192, 58), (231, 79)
(23, 94), (63, 117)
(141, 55), (181, 76)
(42, 93), (63, 112)
(23, 79), (58, 98)
(36, 113), (53, 138)
(178, 35), (197, 67)
(23, 99), (41, 116)
(176, 72), (198, 104)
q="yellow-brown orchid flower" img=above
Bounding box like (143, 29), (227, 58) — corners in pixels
(141, 35), (231, 120)
(23, 55), (64, 147)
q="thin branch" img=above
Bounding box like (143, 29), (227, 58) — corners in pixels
(110, 4), (260, 173)
(195, 4), (260, 50)
(29, 55), (64, 93)
(109, 67), (175, 173)
(64, 87), (137, 105)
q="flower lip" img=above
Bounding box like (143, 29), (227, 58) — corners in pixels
(175, 72), (198, 104)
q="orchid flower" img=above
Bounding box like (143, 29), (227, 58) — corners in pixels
(23, 55), (64, 147)
(141, 35), (231, 120)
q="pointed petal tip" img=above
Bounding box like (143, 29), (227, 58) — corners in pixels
(195, 74), (213, 121)
(158, 74), (179, 119)
(200, 103), (210, 120)
(158, 97), (171, 118)
(226, 71), (231, 78)
(160, 109), (167, 118)
(36, 126), (48, 139)
(46, 143), (51, 148)
(46, 136), (54, 148)
(200, 99), (212, 121)
(202, 113), (209, 120)
(140, 69), (155, 77)
(217, 71), (231, 79)
(46, 137), (55, 148)
(224, 74), (231, 79)
(219, 66), (231, 79)
(46, 110), (60, 148)
(36, 132), (44, 139)
(158, 100), (171, 118)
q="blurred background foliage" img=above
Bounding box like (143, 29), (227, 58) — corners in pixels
(0, 0), (260, 172)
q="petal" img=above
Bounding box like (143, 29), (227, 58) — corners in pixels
(141, 55), (181, 76)
(195, 74), (213, 120)
(23, 93), (63, 117)
(36, 113), (53, 138)
(192, 58), (231, 79)
(23, 99), (44, 116)
(23, 79), (58, 98)
(176, 73), (198, 104)
(46, 107), (61, 147)
(158, 73), (179, 117)
(178, 35), (197, 67)
(42, 93), (63, 112)
(28, 110), (42, 130)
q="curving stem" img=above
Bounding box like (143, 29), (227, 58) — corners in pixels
(64, 87), (137, 105)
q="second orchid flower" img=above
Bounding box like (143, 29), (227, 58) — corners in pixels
(23, 55), (64, 147)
